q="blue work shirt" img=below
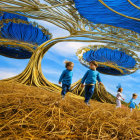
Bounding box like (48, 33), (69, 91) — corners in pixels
(129, 98), (138, 109)
(81, 69), (101, 85)
(59, 69), (73, 85)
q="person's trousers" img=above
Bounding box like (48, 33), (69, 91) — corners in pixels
(84, 85), (95, 103)
(61, 84), (71, 96)
(116, 99), (121, 108)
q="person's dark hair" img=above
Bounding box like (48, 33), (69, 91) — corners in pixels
(64, 61), (74, 68)
(118, 88), (123, 92)
(133, 93), (137, 97)
(89, 61), (98, 67)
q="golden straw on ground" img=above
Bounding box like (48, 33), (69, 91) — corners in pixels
(0, 81), (140, 139)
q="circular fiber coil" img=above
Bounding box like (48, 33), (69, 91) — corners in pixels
(76, 45), (140, 75)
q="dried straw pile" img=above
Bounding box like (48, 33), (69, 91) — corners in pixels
(0, 81), (140, 140)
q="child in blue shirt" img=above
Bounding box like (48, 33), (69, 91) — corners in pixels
(129, 93), (139, 111)
(59, 61), (74, 98)
(81, 61), (102, 105)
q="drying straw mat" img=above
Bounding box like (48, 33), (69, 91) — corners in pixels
(0, 81), (140, 140)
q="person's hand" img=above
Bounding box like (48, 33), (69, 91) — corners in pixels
(123, 98), (125, 101)
(81, 84), (84, 88)
(59, 82), (61, 84)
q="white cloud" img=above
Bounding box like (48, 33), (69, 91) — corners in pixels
(133, 51), (140, 57)
(30, 19), (69, 38)
(106, 87), (116, 96)
(50, 42), (83, 56)
(42, 67), (61, 76)
(136, 70), (140, 74)
(0, 68), (18, 80)
(50, 42), (105, 57)
(43, 51), (64, 66)
(120, 75), (139, 82)
(0, 57), (29, 80)
(0, 56), (29, 67)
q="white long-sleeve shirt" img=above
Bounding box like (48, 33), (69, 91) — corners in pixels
(116, 92), (123, 100)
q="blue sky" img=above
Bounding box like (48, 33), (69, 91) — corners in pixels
(0, 19), (140, 104)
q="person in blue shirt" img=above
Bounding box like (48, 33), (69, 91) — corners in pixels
(129, 93), (139, 112)
(81, 61), (102, 106)
(59, 61), (74, 98)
